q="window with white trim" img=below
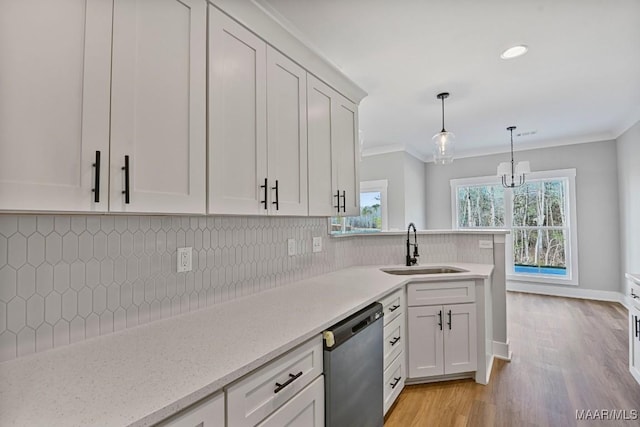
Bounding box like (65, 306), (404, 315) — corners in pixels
(330, 180), (388, 234)
(451, 169), (579, 286)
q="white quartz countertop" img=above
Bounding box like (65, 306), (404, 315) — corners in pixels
(0, 262), (493, 427)
(626, 273), (640, 285)
(331, 228), (510, 238)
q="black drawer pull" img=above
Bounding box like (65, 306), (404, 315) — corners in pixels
(389, 304), (400, 312)
(390, 336), (401, 346)
(274, 371), (302, 394)
(334, 190), (341, 213)
(390, 376), (402, 389)
(260, 178), (268, 210)
(447, 310), (452, 330)
(341, 190), (346, 212)
(92, 150), (101, 203)
(271, 179), (279, 210)
(438, 310), (443, 331)
(636, 315), (639, 339)
(121, 155), (130, 204)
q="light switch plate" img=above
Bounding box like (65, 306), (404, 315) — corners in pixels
(177, 247), (192, 272)
(287, 239), (296, 256)
(313, 237), (322, 253)
(479, 240), (493, 249)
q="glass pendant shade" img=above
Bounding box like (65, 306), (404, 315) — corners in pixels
(432, 130), (455, 164)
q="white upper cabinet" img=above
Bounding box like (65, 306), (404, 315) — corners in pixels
(307, 75), (338, 216)
(208, 6), (268, 215)
(266, 47), (308, 216)
(208, 7), (308, 216)
(0, 0), (206, 214)
(0, 0), (112, 212)
(110, 0), (206, 214)
(307, 75), (360, 217)
(333, 95), (360, 216)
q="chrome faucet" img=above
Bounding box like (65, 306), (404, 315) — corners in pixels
(406, 222), (419, 266)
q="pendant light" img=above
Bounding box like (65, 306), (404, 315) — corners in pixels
(432, 92), (455, 164)
(497, 126), (530, 188)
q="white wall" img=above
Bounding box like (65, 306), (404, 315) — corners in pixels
(403, 152), (427, 229)
(617, 120), (640, 294)
(360, 151), (427, 230)
(425, 140), (621, 293)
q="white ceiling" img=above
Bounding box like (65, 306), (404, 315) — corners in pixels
(259, 0), (640, 160)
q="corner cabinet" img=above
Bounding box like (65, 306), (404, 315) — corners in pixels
(0, 0), (207, 214)
(208, 6), (308, 216)
(307, 75), (360, 217)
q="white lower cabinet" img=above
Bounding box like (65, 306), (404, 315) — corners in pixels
(226, 336), (323, 427)
(383, 352), (404, 414)
(257, 376), (324, 427)
(407, 281), (478, 380)
(159, 391), (224, 427)
(630, 304), (640, 385)
(408, 303), (477, 378)
(378, 288), (406, 415)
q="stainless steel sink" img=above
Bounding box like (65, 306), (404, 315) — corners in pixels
(381, 267), (468, 275)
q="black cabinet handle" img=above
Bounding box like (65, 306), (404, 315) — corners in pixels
(438, 310), (443, 331)
(334, 190), (341, 213)
(272, 180), (279, 210)
(341, 190), (346, 212)
(636, 315), (639, 339)
(390, 376), (402, 389)
(389, 304), (400, 312)
(390, 336), (401, 346)
(447, 310), (452, 330)
(260, 178), (268, 210)
(92, 151), (101, 203)
(121, 155), (130, 204)
(274, 371), (302, 394)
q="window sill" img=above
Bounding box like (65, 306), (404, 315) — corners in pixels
(507, 273), (578, 286)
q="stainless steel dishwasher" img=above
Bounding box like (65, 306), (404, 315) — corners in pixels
(323, 302), (384, 427)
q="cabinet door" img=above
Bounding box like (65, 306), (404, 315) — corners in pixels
(332, 94), (360, 216)
(0, 0), (112, 212)
(444, 304), (477, 375)
(307, 74), (338, 216)
(257, 376), (324, 427)
(160, 392), (224, 427)
(266, 47), (308, 216)
(109, 0), (206, 214)
(208, 6), (267, 215)
(630, 308), (640, 385)
(408, 306), (444, 378)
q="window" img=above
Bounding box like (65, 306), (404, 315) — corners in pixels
(451, 169), (578, 286)
(330, 180), (388, 234)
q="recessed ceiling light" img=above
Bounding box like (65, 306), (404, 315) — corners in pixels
(500, 45), (528, 59)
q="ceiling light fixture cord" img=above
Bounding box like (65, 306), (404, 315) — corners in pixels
(441, 95), (446, 132)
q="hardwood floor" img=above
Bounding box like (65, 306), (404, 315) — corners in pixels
(384, 291), (640, 426)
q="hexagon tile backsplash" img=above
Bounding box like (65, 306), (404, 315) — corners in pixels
(0, 214), (495, 362)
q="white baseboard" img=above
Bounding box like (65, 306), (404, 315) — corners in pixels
(492, 340), (512, 361)
(507, 281), (626, 306)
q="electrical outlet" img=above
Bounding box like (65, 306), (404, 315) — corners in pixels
(313, 236), (322, 253)
(479, 240), (493, 249)
(287, 239), (296, 256)
(177, 247), (192, 272)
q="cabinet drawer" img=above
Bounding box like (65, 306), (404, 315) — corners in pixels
(408, 281), (475, 306)
(257, 375), (324, 427)
(159, 391), (224, 427)
(383, 353), (404, 415)
(379, 288), (404, 325)
(226, 336), (323, 427)
(383, 314), (404, 370)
